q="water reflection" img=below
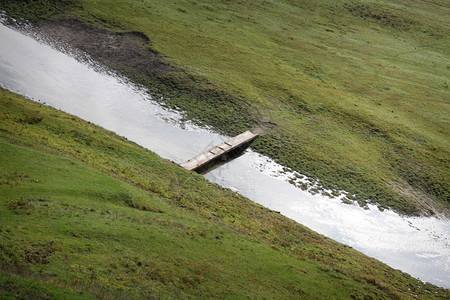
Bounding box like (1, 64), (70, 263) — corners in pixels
(0, 22), (448, 288)
(206, 151), (450, 287)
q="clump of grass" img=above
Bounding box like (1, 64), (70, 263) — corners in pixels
(0, 0), (77, 23)
(0, 273), (90, 300)
(0, 172), (33, 185)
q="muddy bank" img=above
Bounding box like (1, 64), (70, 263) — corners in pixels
(36, 17), (258, 137)
(39, 18), (176, 81)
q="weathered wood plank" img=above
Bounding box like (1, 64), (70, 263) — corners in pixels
(180, 130), (258, 171)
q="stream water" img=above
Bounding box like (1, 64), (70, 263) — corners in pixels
(0, 22), (448, 288)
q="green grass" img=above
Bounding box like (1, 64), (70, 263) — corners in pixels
(1, 0), (449, 215)
(0, 273), (90, 299)
(1, 88), (449, 298)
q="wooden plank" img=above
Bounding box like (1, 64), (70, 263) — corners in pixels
(180, 130), (258, 171)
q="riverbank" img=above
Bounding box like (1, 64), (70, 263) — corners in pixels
(1, 0), (448, 216)
(1, 87), (449, 298)
(1, 22), (448, 287)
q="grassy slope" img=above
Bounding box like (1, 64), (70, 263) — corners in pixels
(4, 0), (447, 216)
(1, 89), (449, 298)
(1, 1), (449, 215)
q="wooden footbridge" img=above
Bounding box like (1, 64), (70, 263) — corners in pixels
(180, 130), (258, 172)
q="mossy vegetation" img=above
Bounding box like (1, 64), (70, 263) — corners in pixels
(0, 0), (73, 22)
(1, 0), (449, 216)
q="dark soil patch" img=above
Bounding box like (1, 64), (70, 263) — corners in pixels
(24, 242), (55, 265)
(37, 17), (257, 136)
(38, 17), (176, 78)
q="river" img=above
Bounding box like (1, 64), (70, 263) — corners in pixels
(0, 22), (448, 288)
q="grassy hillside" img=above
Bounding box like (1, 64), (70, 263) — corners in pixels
(2, 0), (448, 216)
(1, 88), (449, 298)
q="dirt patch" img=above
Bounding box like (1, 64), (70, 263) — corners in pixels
(389, 181), (450, 219)
(38, 17), (176, 79)
(35, 16), (257, 136)
(24, 242), (55, 264)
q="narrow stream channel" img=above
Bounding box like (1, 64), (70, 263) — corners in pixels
(0, 22), (448, 288)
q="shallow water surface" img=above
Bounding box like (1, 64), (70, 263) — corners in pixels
(0, 23), (449, 288)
